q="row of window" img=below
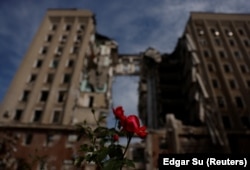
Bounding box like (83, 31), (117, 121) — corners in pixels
(212, 78), (239, 89)
(14, 109), (62, 124)
(198, 27), (247, 37)
(33, 58), (74, 69)
(222, 115), (250, 129)
(40, 45), (79, 56)
(203, 49), (245, 59)
(217, 95), (244, 109)
(51, 23), (85, 33)
(15, 94), (97, 122)
(28, 73), (72, 84)
(207, 62), (249, 74)
(45, 34), (82, 47)
(20, 90), (67, 103)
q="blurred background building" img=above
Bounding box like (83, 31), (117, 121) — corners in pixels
(137, 12), (250, 169)
(1, 9), (250, 170)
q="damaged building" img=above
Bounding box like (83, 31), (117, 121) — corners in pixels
(0, 9), (117, 169)
(137, 12), (250, 169)
(1, 8), (250, 170)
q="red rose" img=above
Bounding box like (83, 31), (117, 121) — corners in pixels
(113, 134), (119, 141)
(123, 115), (140, 133)
(123, 115), (148, 138)
(135, 126), (147, 138)
(112, 106), (124, 119)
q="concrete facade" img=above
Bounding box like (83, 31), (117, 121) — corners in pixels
(0, 9), (117, 169)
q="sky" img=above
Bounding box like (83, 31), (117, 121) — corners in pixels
(0, 0), (250, 130)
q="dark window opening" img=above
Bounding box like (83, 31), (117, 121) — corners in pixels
(47, 35), (52, 42)
(234, 51), (241, 58)
(36, 60), (43, 68)
(51, 25), (57, 31)
(52, 111), (61, 123)
(212, 79), (219, 88)
(29, 74), (37, 83)
(235, 96), (244, 108)
(14, 110), (23, 121)
(241, 116), (250, 129)
(63, 74), (71, 83)
(65, 24), (71, 31)
(215, 38), (221, 46)
(47, 74), (54, 83)
(238, 29), (244, 36)
(229, 79), (237, 89)
(40, 91), (49, 102)
(68, 60), (74, 67)
(58, 91), (66, 103)
(246, 80), (250, 88)
(204, 50), (210, 58)
(219, 51), (226, 58)
(89, 96), (94, 107)
(217, 96), (225, 108)
(33, 110), (42, 122)
(222, 116), (231, 129)
(21, 90), (30, 102)
(223, 64), (231, 73)
(207, 64), (214, 72)
(50, 59), (59, 68)
(25, 134), (33, 145)
(72, 47), (79, 54)
(41, 47), (47, 55)
(244, 40), (250, 47)
(229, 39), (235, 46)
(240, 65), (248, 73)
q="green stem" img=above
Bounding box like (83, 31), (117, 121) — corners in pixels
(120, 133), (133, 170)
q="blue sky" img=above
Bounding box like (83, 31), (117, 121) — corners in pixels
(0, 0), (250, 126)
